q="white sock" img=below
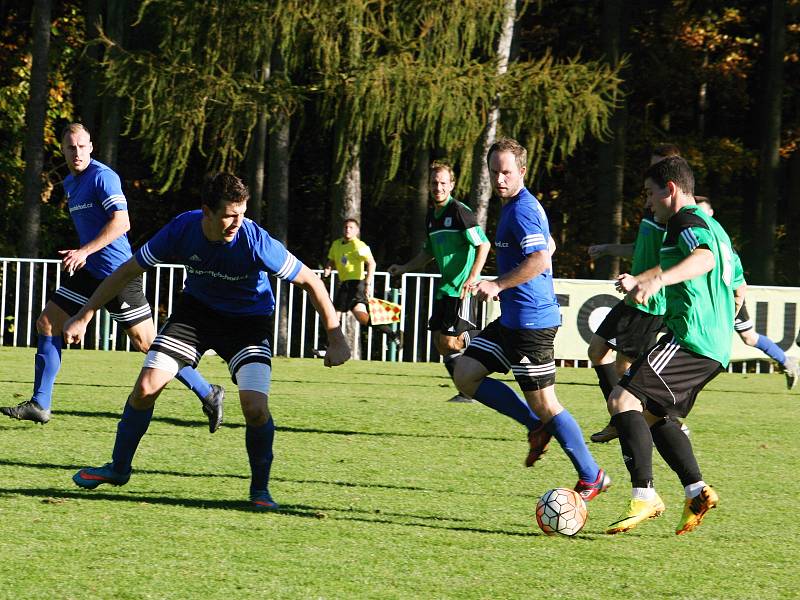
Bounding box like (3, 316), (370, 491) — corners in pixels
(685, 481), (706, 499)
(632, 487), (656, 500)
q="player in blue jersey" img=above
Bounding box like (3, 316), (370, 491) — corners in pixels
(64, 173), (351, 510)
(453, 138), (611, 503)
(1, 124), (223, 431)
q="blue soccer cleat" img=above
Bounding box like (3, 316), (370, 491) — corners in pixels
(73, 463), (131, 489)
(250, 490), (279, 511)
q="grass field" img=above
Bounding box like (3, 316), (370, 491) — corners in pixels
(1, 346), (798, 599)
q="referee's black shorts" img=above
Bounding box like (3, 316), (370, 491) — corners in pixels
(333, 279), (368, 312)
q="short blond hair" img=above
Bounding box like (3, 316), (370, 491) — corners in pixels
(61, 123), (91, 143)
(429, 161), (455, 183)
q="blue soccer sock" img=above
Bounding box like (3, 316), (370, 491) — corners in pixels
(546, 410), (600, 482)
(755, 335), (787, 366)
(473, 377), (541, 431)
(246, 418), (275, 494)
(175, 366), (212, 400)
(111, 400), (154, 474)
(31, 335), (62, 410)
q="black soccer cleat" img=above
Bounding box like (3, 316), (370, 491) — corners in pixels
(201, 384), (224, 433)
(0, 399), (51, 424)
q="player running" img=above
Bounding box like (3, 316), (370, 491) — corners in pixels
(454, 138), (611, 502)
(605, 156), (739, 535)
(1, 123), (222, 430)
(388, 161), (490, 402)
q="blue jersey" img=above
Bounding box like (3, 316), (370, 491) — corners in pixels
(64, 159), (132, 277)
(494, 187), (561, 329)
(135, 210), (302, 317)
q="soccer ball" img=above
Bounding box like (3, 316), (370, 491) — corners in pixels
(535, 487), (588, 537)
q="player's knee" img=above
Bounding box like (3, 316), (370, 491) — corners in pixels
(240, 394), (269, 426)
(587, 335), (609, 364)
(453, 360), (480, 397)
(130, 337), (152, 353)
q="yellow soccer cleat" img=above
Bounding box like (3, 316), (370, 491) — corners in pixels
(606, 494), (666, 534)
(675, 486), (719, 535)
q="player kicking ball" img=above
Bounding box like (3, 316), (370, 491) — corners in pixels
(64, 173), (350, 510)
(605, 157), (737, 535)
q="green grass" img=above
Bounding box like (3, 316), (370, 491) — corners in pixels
(0, 346), (798, 599)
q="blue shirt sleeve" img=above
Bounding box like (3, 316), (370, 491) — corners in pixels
(511, 203), (549, 256)
(136, 221), (175, 268)
(94, 168), (127, 215)
(253, 227), (303, 281)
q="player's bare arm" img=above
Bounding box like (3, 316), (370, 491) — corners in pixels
(627, 247), (715, 305)
(460, 241), (491, 299)
(59, 210), (131, 275)
(473, 250), (550, 302)
(293, 265), (351, 367)
(388, 248), (434, 277)
(733, 283), (747, 314)
(365, 254), (376, 297)
(588, 243), (634, 261)
(63, 257), (146, 345)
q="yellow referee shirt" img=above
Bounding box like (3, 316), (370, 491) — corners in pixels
(327, 238), (373, 282)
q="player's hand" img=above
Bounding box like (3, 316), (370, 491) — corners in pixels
(322, 267), (331, 279)
(59, 248), (88, 275)
(626, 275), (663, 305)
(324, 328), (351, 367)
(387, 264), (403, 276)
(63, 313), (90, 345)
(587, 244), (608, 260)
(460, 275), (479, 300)
(615, 273), (638, 293)
(472, 279), (501, 302)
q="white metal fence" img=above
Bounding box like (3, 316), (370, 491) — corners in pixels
(0, 257), (782, 373)
(0, 257), (491, 363)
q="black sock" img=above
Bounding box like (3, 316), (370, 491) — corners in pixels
(593, 363), (619, 400)
(651, 418), (702, 487)
(612, 410), (654, 488)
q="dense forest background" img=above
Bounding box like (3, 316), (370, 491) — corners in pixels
(2, 0), (798, 285)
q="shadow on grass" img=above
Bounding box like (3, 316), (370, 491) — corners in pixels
(0, 459), (529, 498)
(0, 486), (541, 536)
(4, 409), (518, 442)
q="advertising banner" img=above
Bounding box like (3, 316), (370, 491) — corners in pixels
(548, 279), (800, 361)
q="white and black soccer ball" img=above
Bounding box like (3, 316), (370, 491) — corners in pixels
(536, 487), (588, 536)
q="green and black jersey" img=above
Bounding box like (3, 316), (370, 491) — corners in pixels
(660, 205), (742, 367)
(626, 211), (666, 316)
(423, 198), (489, 299)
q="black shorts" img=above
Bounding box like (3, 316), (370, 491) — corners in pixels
(428, 295), (479, 337)
(734, 301), (753, 333)
(620, 332), (722, 419)
(150, 294), (272, 384)
(333, 280), (368, 312)
(595, 301), (664, 360)
(464, 319), (557, 391)
(51, 269), (152, 328)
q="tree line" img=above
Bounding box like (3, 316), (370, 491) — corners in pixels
(2, 0), (798, 285)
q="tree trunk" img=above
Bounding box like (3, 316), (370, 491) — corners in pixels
(96, 0), (126, 168)
(78, 0), (101, 132)
(786, 149), (800, 285)
(267, 112), (291, 355)
(593, 0), (626, 279)
(469, 0), (516, 229)
(751, 0), (785, 284)
(20, 0), (52, 258)
(411, 145), (430, 254)
(246, 60), (270, 225)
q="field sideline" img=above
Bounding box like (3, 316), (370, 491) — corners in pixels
(1, 347), (798, 599)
